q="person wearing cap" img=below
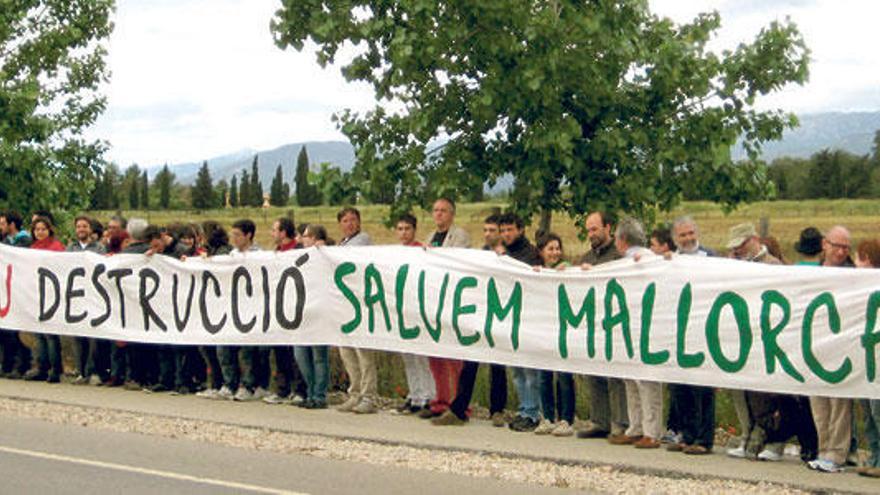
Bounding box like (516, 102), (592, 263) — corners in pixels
(724, 223), (786, 462)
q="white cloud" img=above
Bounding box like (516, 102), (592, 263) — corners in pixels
(90, 0), (880, 166)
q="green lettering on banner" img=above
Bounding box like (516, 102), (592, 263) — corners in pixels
(364, 263), (392, 333)
(760, 290), (804, 382)
(556, 285), (596, 359)
(705, 292), (752, 373)
(676, 283), (704, 368)
(334, 262), (361, 334)
(862, 291), (880, 382)
(483, 278), (522, 349)
(452, 276), (480, 346)
(639, 283), (669, 365)
(395, 265), (420, 340)
(602, 279), (633, 361)
(802, 292), (852, 384)
(418, 270), (448, 343)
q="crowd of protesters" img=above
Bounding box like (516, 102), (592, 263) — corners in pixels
(2, 201), (880, 477)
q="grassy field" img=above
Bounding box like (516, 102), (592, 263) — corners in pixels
(86, 199), (879, 434)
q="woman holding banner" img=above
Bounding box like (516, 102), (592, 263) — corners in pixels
(23, 216), (65, 383)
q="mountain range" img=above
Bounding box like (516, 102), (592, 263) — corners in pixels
(148, 111), (880, 187)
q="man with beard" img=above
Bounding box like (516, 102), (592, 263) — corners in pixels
(66, 216), (107, 385)
(577, 212), (628, 439)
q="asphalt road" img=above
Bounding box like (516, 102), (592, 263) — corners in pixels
(0, 416), (582, 495)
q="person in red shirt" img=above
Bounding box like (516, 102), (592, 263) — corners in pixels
(24, 216), (65, 382)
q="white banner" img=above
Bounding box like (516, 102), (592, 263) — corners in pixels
(1, 243), (878, 399)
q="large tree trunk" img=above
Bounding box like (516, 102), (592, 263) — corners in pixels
(538, 209), (552, 236)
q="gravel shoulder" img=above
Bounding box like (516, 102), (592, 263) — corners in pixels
(0, 379), (870, 494)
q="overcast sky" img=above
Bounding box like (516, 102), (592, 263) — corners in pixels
(87, 0), (880, 167)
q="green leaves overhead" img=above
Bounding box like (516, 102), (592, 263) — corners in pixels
(272, 0), (809, 225)
(0, 0), (114, 219)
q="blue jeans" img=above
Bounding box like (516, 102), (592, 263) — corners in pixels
(294, 346), (329, 402)
(539, 370), (575, 423)
(512, 367), (540, 420)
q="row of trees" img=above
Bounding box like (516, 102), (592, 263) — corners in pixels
(88, 146), (361, 211)
(766, 131), (880, 200)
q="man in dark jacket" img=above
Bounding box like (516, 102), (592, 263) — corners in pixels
(66, 215), (107, 385)
(496, 212), (543, 431)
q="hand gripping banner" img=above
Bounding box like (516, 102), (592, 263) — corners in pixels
(1, 243), (879, 399)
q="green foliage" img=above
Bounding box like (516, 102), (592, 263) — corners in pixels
(269, 164), (290, 206)
(249, 155), (263, 206)
(214, 179), (229, 208)
(0, 0), (114, 219)
(272, 1), (809, 227)
(90, 163), (121, 210)
(191, 161), (215, 210)
(140, 171), (149, 210)
(229, 174), (239, 207)
(310, 162), (357, 206)
(767, 148), (878, 199)
(295, 146), (322, 206)
(154, 164), (175, 210)
(124, 164), (140, 210)
(239, 169), (251, 207)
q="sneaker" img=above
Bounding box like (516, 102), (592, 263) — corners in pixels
(337, 396), (359, 412)
(490, 412), (506, 428)
(431, 410), (467, 426)
(288, 394), (305, 406)
(88, 374), (103, 386)
(660, 429), (682, 444)
(46, 373), (60, 383)
(352, 399), (377, 414)
(71, 374), (89, 385)
(262, 393), (288, 405)
(396, 399), (413, 413)
(810, 458), (843, 473)
(509, 416), (539, 432)
(727, 446), (747, 459)
(196, 388), (219, 399)
(233, 387), (256, 401)
(757, 449), (783, 462)
(634, 436), (662, 449)
(252, 387), (270, 400)
(552, 420), (574, 437)
(534, 418), (556, 435)
(215, 385), (236, 400)
(146, 383), (171, 393)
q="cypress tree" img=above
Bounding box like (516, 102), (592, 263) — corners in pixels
(250, 155), (263, 206)
(155, 164), (174, 210)
(239, 169), (250, 207)
(230, 174), (239, 207)
(140, 171), (149, 210)
(269, 164), (288, 206)
(192, 161), (214, 209)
